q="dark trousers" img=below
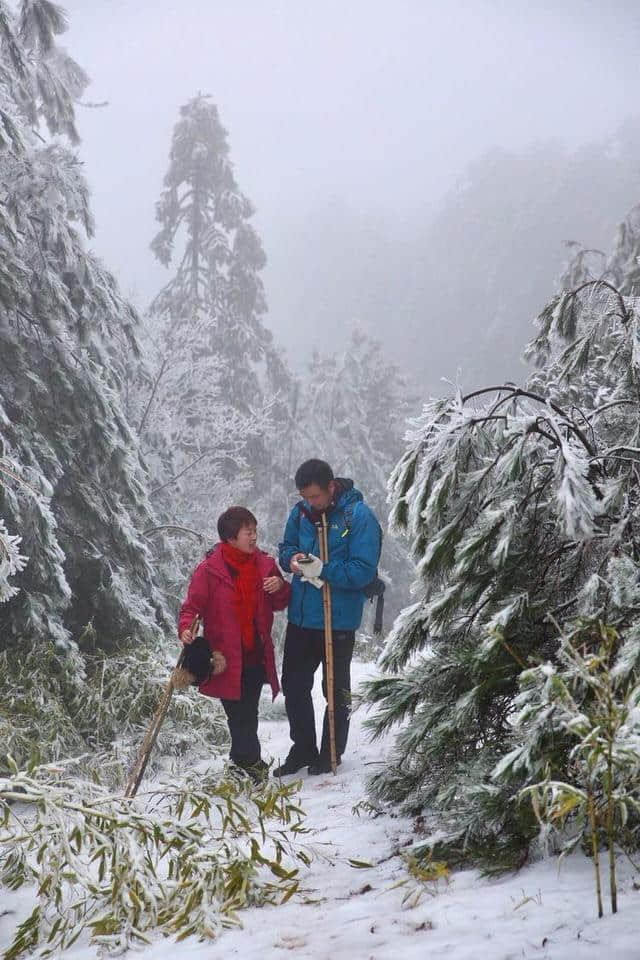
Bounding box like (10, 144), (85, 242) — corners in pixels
(220, 665), (265, 767)
(282, 622), (355, 759)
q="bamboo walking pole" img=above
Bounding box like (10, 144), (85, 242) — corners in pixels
(318, 514), (337, 775)
(124, 614), (201, 799)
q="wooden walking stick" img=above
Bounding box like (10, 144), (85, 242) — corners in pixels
(318, 514), (337, 775)
(124, 615), (201, 799)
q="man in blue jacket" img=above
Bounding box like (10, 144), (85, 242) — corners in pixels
(274, 458), (381, 776)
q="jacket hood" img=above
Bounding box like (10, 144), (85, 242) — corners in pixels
(334, 477), (363, 509)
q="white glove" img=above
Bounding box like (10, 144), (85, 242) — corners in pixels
(298, 554), (323, 579)
(292, 554), (324, 589)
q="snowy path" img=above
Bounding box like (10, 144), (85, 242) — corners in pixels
(136, 662), (640, 960)
(3, 662), (640, 960)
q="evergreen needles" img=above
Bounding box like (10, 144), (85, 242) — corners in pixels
(364, 205), (640, 876)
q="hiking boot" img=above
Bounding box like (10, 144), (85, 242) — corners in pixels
(308, 755), (342, 776)
(273, 746), (318, 778)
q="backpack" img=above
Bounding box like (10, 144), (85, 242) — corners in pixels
(294, 501), (386, 634)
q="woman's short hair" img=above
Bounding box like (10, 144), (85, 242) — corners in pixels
(217, 506), (257, 542)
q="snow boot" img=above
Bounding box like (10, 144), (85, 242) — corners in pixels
(273, 745), (319, 778)
(308, 754), (342, 775)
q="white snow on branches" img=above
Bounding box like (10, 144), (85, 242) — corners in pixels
(554, 433), (598, 539)
(0, 519), (28, 602)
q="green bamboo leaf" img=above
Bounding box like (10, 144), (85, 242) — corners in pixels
(280, 880), (299, 904)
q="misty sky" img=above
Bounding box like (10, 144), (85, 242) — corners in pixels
(63, 0), (640, 368)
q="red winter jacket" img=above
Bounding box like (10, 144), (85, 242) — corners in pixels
(178, 544), (289, 701)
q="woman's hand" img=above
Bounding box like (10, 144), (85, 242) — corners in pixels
(180, 614), (202, 645)
(263, 576), (284, 594)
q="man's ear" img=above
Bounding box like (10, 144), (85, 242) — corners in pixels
(328, 479), (336, 499)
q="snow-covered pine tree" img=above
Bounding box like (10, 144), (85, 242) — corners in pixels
(0, 2), (169, 760)
(364, 209), (640, 867)
(141, 94), (290, 545)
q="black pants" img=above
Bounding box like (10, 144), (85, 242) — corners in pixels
(220, 665), (265, 767)
(282, 622), (355, 759)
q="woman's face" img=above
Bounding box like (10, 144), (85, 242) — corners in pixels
(228, 523), (258, 553)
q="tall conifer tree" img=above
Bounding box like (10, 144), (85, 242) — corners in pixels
(0, 3), (168, 762)
(143, 95), (290, 539)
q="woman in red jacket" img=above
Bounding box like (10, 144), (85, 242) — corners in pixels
(179, 506), (290, 781)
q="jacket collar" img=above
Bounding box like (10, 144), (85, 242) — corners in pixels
(300, 478), (360, 524)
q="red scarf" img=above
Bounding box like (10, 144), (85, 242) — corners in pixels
(221, 542), (260, 655)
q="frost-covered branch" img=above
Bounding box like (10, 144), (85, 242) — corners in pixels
(0, 519), (27, 602)
(0, 759), (312, 957)
(366, 232), (640, 869)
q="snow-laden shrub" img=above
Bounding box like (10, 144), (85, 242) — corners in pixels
(505, 619), (640, 917)
(1, 757), (311, 958)
(1, 639), (228, 774)
(364, 209), (640, 869)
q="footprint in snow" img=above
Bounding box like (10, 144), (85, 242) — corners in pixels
(274, 930), (308, 950)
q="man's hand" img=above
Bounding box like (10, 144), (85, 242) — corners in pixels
(263, 576), (284, 594)
(180, 630), (194, 645)
(290, 552), (307, 576)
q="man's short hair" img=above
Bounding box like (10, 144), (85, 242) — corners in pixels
(294, 459), (334, 490)
(217, 506), (257, 542)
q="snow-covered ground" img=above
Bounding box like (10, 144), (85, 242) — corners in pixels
(3, 661), (640, 960)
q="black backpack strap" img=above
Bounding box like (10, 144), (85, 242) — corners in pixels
(343, 503), (353, 527)
(343, 503), (384, 560)
(373, 592), (384, 636)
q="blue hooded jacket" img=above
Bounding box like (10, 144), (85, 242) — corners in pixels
(278, 479), (381, 631)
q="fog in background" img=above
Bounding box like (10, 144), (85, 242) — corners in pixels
(64, 0), (640, 392)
